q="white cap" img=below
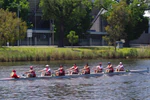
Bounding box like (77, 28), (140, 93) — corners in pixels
(46, 64), (49, 67)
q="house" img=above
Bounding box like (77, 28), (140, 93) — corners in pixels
(81, 7), (150, 46)
(18, 0), (54, 46)
(79, 0), (150, 46)
(26, 0), (107, 46)
(79, 8), (108, 46)
(19, 0), (150, 46)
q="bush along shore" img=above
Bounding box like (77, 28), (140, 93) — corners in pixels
(0, 46), (150, 62)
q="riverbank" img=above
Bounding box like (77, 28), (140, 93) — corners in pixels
(0, 46), (150, 62)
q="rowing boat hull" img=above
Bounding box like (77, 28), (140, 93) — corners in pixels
(0, 73), (104, 81)
(0, 68), (148, 81)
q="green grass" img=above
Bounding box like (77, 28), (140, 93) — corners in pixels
(0, 46), (150, 62)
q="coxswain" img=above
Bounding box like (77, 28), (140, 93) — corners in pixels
(39, 64), (51, 76)
(116, 62), (124, 72)
(95, 62), (103, 73)
(55, 65), (65, 76)
(68, 64), (79, 75)
(25, 66), (36, 77)
(10, 70), (20, 78)
(106, 62), (114, 73)
(82, 63), (90, 74)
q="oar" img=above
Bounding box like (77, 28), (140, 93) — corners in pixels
(147, 67), (149, 73)
(21, 73), (27, 78)
(51, 69), (59, 76)
(65, 68), (73, 75)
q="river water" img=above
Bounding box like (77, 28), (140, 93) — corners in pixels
(0, 59), (150, 100)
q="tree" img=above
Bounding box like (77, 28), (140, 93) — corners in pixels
(0, 0), (29, 22)
(95, 0), (148, 47)
(67, 31), (79, 46)
(124, 0), (148, 46)
(39, 0), (93, 47)
(104, 1), (129, 51)
(0, 9), (27, 46)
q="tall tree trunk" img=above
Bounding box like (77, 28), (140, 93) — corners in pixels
(58, 20), (64, 47)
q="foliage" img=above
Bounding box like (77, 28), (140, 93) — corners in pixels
(0, 46), (150, 62)
(39, 0), (93, 47)
(124, 0), (148, 46)
(0, 9), (27, 46)
(94, 0), (115, 10)
(67, 31), (79, 46)
(104, 1), (129, 51)
(0, 0), (29, 21)
(94, 0), (148, 47)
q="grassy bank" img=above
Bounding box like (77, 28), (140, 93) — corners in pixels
(0, 46), (150, 62)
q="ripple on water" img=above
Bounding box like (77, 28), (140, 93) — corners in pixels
(0, 72), (150, 100)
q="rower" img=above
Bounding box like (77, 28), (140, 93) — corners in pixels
(68, 63), (79, 75)
(55, 65), (65, 76)
(95, 62), (103, 73)
(81, 63), (90, 74)
(39, 64), (51, 76)
(116, 62), (124, 72)
(25, 66), (36, 77)
(106, 62), (114, 73)
(10, 70), (20, 78)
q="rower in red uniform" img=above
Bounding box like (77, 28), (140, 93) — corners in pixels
(82, 63), (90, 74)
(10, 70), (20, 78)
(55, 65), (65, 76)
(25, 66), (36, 77)
(68, 64), (79, 75)
(39, 65), (51, 76)
(106, 62), (114, 73)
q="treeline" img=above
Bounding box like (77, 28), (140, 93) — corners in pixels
(0, 0), (148, 48)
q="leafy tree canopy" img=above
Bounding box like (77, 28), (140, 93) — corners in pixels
(0, 0), (29, 21)
(104, 1), (129, 51)
(0, 8), (27, 46)
(40, 0), (93, 47)
(125, 0), (148, 41)
(94, 0), (148, 47)
(67, 31), (79, 46)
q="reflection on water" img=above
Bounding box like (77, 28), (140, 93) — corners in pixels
(0, 59), (149, 100)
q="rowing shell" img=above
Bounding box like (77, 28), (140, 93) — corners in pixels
(0, 73), (104, 81)
(105, 67), (149, 76)
(0, 68), (149, 81)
